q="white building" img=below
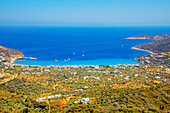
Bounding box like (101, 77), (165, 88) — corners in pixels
(155, 76), (160, 79)
(81, 98), (90, 103)
(83, 76), (89, 79)
(134, 74), (138, 77)
(70, 72), (77, 75)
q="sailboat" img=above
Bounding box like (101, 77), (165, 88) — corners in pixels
(73, 52), (75, 54)
(82, 50), (84, 57)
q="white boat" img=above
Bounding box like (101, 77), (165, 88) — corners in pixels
(73, 53), (75, 54)
(68, 58), (70, 60)
(64, 59), (67, 61)
(55, 60), (58, 61)
(82, 50), (84, 57)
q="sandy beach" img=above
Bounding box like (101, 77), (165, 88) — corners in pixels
(131, 47), (156, 54)
(126, 37), (148, 39)
(10, 57), (18, 64)
(10, 56), (37, 65)
(24, 57), (37, 60)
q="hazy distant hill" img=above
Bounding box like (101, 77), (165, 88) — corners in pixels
(135, 37), (170, 53)
(0, 46), (24, 57)
(127, 33), (170, 40)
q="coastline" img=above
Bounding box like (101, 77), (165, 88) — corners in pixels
(13, 63), (140, 68)
(126, 36), (157, 54)
(23, 57), (37, 60)
(131, 47), (156, 54)
(125, 37), (148, 39)
(10, 56), (37, 65)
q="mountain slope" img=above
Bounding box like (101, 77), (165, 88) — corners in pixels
(135, 37), (170, 53)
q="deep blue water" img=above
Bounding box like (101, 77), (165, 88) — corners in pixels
(0, 26), (170, 66)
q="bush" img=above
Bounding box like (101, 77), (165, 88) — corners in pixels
(148, 107), (158, 112)
(127, 104), (134, 108)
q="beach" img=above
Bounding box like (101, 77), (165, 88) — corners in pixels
(131, 47), (156, 54)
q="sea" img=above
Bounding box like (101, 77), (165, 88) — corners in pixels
(0, 26), (170, 66)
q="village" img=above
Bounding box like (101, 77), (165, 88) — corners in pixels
(0, 52), (169, 112)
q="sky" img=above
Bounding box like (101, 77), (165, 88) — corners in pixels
(0, 0), (170, 26)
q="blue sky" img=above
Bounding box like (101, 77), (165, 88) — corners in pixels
(0, 0), (170, 26)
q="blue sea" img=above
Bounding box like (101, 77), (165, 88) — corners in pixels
(0, 26), (170, 66)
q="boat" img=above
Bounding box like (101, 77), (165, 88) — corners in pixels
(73, 53), (75, 54)
(55, 60), (58, 61)
(82, 50), (84, 57)
(64, 59), (67, 61)
(68, 58), (70, 60)
(122, 44), (124, 47)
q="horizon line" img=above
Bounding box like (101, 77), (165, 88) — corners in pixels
(0, 25), (170, 27)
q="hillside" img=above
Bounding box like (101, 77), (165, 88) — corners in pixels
(135, 37), (170, 53)
(0, 63), (169, 112)
(127, 33), (170, 40)
(0, 46), (24, 57)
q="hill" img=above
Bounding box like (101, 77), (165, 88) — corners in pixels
(0, 46), (24, 57)
(134, 37), (170, 53)
(127, 33), (170, 40)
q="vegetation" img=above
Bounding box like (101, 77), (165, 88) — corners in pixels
(0, 60), (169, 112)
(136, 37), (170, 53)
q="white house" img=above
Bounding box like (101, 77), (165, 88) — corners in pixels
(155, 76), (161, 79)
(119, 75), (123, 77)
(108, 78), (111, 81)
(83, 76), (89, 79)
(81, 98), (90, 103)
(70, 72), (77, 75)
(134, 74), (138, 77)
(165, 68), (169, 71)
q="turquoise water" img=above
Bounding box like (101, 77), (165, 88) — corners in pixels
(15, 58), (140, 66)
(0, 26), (169, 66)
